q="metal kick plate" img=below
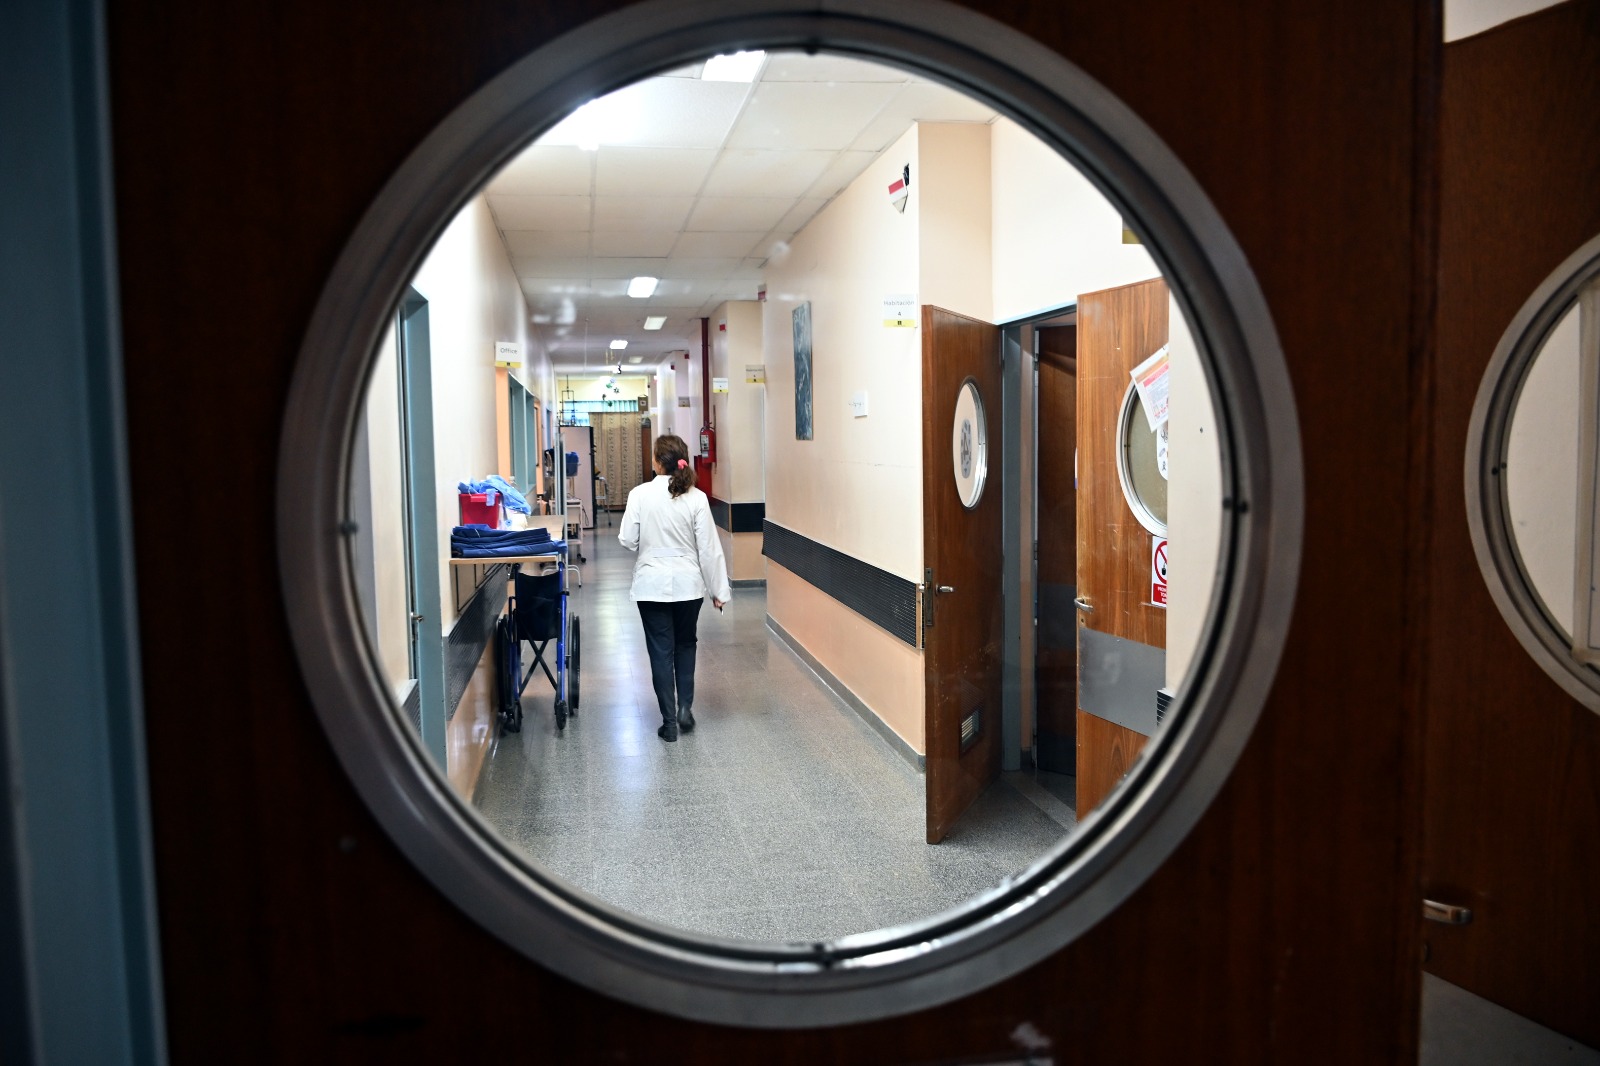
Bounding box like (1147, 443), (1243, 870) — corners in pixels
(1078, 627), (1166, 737)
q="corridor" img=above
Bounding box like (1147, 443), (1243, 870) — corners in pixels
(475, 533), (1075, 942)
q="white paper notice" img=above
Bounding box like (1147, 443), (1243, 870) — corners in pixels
(1131, 344), (1170, 431)
(712, 377), (729, 394)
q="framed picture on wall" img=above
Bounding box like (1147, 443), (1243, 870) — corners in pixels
(793, 301), (813, 440)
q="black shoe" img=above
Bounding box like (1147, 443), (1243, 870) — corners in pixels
(677, 708), (695, 733)
(657, 722), (679, 742)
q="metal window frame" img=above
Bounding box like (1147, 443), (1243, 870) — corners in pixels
(276, 0), (1302, 1029)
(1466, 232), (1600, 714)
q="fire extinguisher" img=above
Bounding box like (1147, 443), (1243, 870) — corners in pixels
(699, 425), (716, 462)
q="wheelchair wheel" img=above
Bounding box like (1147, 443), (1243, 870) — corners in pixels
(554, 699), (568, 729)
(569, 615), (581, 712)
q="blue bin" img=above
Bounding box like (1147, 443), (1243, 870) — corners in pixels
(565, 451), (580, 477)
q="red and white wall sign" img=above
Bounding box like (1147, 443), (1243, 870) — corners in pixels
(1151, 536), (1168, 608)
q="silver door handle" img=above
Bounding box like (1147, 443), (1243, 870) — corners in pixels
(411, 612), (425, 623)
(937, 585), (955, 594)
(1422, 899), (1472, 925)
(1073, 596), (1094, 612)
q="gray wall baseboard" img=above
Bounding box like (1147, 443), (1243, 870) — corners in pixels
(730, 578), (767, 588)
(766, 614), (925, 773)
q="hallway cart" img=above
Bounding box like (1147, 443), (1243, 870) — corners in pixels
(450, 528), (581, 731)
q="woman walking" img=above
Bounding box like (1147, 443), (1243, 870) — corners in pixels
(618, 434), (732, 742)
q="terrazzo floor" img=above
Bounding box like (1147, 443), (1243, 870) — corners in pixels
(474, 526), (1076, 943)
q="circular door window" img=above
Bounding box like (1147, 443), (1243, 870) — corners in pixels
(952, 379), (988, 508)
(277, 0), (1301, 1031)
(1117, 382), (1168, 535)
(1467, 232), (1600, 713)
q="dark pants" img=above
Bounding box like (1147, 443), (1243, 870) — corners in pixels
(637, 598), (703, 724)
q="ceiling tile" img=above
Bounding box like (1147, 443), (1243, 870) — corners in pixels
(488, 194), (590, 230)
(512, 256), (594, 278)
(659, 257), (742, 279)
(595, 146), (718, 195)
(590, 230), (679, 257)
(848, 83), (996, 152)
(487, 145), (593, 195)
(670, 231), (765, 258)
(589, 257), (671, 278)
(771, 197), (829, 236)
(684, 197), (793, 232)
(759, 52), (912, 83)
(804, 150), (878, 200)
(701, 148), (835, 197)
(539, 77), (751, 150)
(503, 230), (590, 256)
(725, 82), (901, 150)
(593, 195), (695, 230)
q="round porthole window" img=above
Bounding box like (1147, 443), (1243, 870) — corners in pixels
(1467, 232), (1600, 713)
(1116, 382), (1169, 535)
(277, 0), (1301, 1030)
(952, 379), (989, 509)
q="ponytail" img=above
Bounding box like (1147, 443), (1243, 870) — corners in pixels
(654, 434), (696, 498)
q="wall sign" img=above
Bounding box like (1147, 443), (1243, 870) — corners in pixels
(712, 377), (729, 393)
(494, 340), (522, 368)
(745, 364), (766, 383)
(1151, 536), (1169, 607)
(883, 293), (917, 328)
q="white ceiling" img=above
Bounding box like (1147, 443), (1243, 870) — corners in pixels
(482, 52), (996, 375)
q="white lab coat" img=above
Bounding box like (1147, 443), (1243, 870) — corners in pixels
(618, 476), (733, 604)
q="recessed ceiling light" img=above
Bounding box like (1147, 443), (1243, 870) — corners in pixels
(627, 276), (659, 298)
(643, 315), (667, 330)
(628, 356), (643, 364)
(609, 339), (628, 350)
(701, 50), (765, 83)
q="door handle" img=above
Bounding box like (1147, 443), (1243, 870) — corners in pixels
(411, 612), (425, 623)
(1073, 596), (1094, 613)
(937, 585), (955, 594)
(1422, 899), (1472, 925)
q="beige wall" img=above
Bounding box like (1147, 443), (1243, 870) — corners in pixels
(918, 123), (993, 322)
(359, 193), (554, 784)
(764, 123), (925, 582)
(365, 327), (412, 700)
(1508, 303), (1579, 633)
(990, 116), (1159, 323)
(717, 528), (767, 583)
(1164, 292), (1224, 687)
(412, 195), (550, 629)
(768, 564), (925, 751)
(710, 301), (766, 503)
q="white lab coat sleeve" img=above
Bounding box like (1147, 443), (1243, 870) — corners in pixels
(694, 497), (732, 603)
(618, 490), (641, 552)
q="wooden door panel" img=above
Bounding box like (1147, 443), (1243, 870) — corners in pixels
(923, 306), (1004, 844)
(1426, 3), (1600, 1044)
(1075, 279), (1169, 816)
(109, 1), (1430, 1060)
(1036, 328), (1078, 773)
(1076, 709), (1147, 813)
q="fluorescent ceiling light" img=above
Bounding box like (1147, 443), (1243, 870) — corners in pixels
(628, 355), (643, 363)
(643, 315), (667, 330)
(702, 50), (766, 83)
(627, 276), (659, 298)
(609, 339), (628, 350)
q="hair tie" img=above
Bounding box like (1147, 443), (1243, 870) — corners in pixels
(677, 459), (688, 470)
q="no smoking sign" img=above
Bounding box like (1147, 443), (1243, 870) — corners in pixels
(1151, 537), (1168, 608)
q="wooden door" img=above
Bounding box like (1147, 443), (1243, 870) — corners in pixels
(1035, 325), (1078, 774)
(923, 306), (1004, 844)
(1075, 278), (1169, 815)
(111, 1), (1432, 1060)
(1423, 4), (1600, 1045)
